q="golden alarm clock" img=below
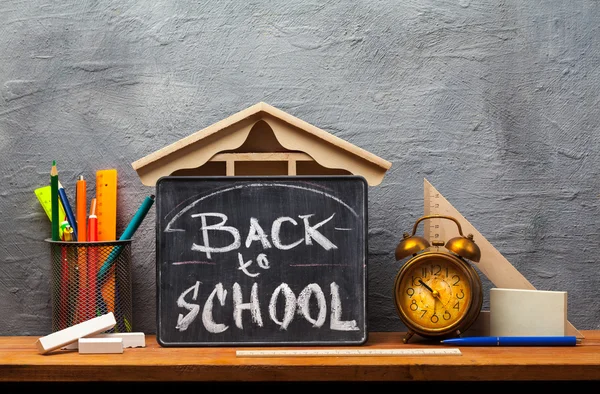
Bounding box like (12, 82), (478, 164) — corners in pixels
(393, 214), (483, 343)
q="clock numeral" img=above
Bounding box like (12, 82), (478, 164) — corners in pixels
(430, 314), (439, 324)
(406, 288), (415, 297)
(421, 267), (428, 277)
(412, 276), (423, 286)
(431, 264), (441, 276)
(453, 301), (460, 310)
(452, 274), (461, 286)
(420, 309), (427, 318)
(443, 310), (451, 320)
(410, 300), (418, 311)
(456, 289), (465, 300)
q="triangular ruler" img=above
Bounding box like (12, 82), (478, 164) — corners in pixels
(423, 178), (582, 338)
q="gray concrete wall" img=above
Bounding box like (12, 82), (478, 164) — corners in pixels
(1, 1), (599, 336)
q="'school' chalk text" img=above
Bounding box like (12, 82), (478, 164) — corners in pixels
(176, 281), (359, 333)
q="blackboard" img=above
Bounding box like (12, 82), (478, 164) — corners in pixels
(155, 175), (368, 346)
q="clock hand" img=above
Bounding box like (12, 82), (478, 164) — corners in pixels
(418, 279), (434, 292)
(418, 279), (450, 312)
(418, 279), (439, 298)
(433, 293), (450, 312)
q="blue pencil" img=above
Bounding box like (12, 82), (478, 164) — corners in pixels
(58, 181), (78, 240)
(96, 195), (155, 318)
(98, 194), (155, 280)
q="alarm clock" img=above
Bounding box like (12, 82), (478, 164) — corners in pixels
(393, 214), (483, 343)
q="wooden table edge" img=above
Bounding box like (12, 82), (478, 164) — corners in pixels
(1, 331), (598, 382)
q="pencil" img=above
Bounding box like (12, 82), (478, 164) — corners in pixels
(60, 224), (74, 328)
(97, 195), (155, 320)
(59, 240), (69, 329)
(98, 195), (155, 278)
(87, 199), (99, 318)
(60, 220), (71, 240)
(76, 175), (87, 242)
(50, 161), (60, 241)
(58, 181), (78, 240)
(88, 198), (98, 242)
(64, 226), (77, 326)
(76, 175), (88, 322)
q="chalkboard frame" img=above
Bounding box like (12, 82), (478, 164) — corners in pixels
(155, 175), (369, 347)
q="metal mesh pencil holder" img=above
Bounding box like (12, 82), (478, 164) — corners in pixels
(46, 239), (133, 333)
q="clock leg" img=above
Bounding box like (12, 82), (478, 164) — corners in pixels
(403, 330), (415, 344)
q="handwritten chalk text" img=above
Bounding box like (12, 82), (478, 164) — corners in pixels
(175, 281), (359, 333)
(190, 213), (338, 259)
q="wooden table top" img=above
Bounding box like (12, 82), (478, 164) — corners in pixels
(1, 331), (599, 382)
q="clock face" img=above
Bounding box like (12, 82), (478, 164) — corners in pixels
(395, 252), (474, 335)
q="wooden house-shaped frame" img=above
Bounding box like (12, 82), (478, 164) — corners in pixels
(132, 102), (392, 185)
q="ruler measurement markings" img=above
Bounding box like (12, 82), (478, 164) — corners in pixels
(424, 181), (447, 243)
(236, 348), (462, 357)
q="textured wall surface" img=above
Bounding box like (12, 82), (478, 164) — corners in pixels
(1, 1), (599, 336)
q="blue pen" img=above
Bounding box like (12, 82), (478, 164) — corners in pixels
(441, 336), (580, 346)
(58, 181), (78, 240)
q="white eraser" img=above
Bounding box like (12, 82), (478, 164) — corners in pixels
(490, 288), (567, 336)
(36, 312), (117, 354)
(63, 332), (145, 350)
(96, 332), (146, 348)
(63, 341), (80, 350)
(78, 337), (123, 354)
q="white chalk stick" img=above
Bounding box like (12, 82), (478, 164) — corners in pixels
(490, 288), (568, 336)
(36, 312), (117, 354)
(78, 337), (123, 354)
(63, 332), (146, 350)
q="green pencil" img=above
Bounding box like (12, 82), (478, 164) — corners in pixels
(51, 161), (60, 241)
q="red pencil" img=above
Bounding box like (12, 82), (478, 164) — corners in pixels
(76, 175), (87, 242)
(59, 236), (69, 330)
(87, 198), (98, 318)
(76, 175), (87, 322)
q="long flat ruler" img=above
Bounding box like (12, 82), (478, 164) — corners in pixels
(422, 178), (582, 338)
(96, 169), (118, 241)
(236, 348), (461, 357)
